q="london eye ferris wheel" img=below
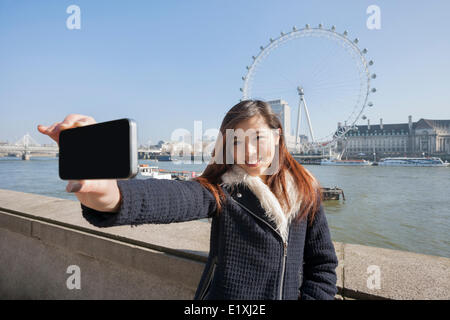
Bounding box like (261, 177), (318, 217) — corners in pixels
(240, 24), (377, 153)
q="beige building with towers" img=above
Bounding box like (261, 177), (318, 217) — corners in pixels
(338, 116), (450, 160)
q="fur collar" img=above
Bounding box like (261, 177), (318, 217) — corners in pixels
(220, 165), (302, 241)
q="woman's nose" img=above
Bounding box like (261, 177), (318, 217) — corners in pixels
(245, 141), (259, 161)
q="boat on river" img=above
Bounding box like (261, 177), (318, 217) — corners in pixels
(320, 159), (373, 166)
(139, 165), (173, 179)
(139, 165), (203, 180)
(321, 187), (345, 201)
(377, 157), (449, 167)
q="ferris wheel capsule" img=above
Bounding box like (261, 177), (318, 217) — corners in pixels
(369, 60), (374, 66)
(331, 25), (336, 31)
(371, 74), (377, 79)
(371, 88), (377, 93)
(362, 48), (368, 54)
(318, 23), (323, 28)
(305, 24), (310, 29)
(368, 102), (374, 107)
(293, 26), (297, 31)
(354, 38), (359, 44)
(343, 30), (348, 36)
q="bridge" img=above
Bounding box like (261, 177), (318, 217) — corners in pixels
(0, 134), (58, 160)
(0, 134), (336, 162)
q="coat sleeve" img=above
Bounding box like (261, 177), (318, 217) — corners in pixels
(299, 203), (338, 300)
(81, 178), (218, 228)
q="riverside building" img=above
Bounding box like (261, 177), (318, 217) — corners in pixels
(337, 116), (450, 160)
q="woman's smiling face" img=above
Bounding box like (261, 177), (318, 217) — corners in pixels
(232, 115), (281, 180)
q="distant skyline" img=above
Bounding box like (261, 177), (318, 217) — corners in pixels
(0, 112), (442, 146)
(1, 0), (449, 145)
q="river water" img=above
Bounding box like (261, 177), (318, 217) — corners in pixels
(0, 156), (449, 258)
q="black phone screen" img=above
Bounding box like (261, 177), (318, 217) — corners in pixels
(59, 118), (136, 180)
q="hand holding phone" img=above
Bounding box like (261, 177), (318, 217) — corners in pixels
(37, 114), (125, 212)
(58, 118), (138, 180)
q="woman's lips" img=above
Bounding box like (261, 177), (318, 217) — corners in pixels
(245, 159), (261, 167)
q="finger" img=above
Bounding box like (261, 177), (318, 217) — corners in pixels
(38, 122), (63, 135)
(58, 122), (72, 129)
(42, 115), (96, 134)
(37, 123), (61, 144)
(72, 119), (90, 127)
(54, 116), (82, 131)
(62, 114), (86, 125)
(59, 118), (91, 132)
(40, 122), (59, 136)
(57, 121), (77, 131)
(62, 114), (95, 127)
(37, 124), (48, 133)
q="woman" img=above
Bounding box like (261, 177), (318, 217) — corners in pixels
(37, 100), (338, 300)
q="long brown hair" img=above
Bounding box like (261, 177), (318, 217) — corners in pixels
(193, 100), (322, 225)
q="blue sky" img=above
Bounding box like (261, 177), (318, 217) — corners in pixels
(1, 0), (449, 145)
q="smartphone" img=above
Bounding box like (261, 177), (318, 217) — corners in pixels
(59, 118), (138, 180)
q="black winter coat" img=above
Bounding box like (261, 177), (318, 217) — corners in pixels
(81, 165), (338, 300)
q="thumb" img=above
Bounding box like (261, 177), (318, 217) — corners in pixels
(66, 180), (83, 193)
(66, 179), (105, 194)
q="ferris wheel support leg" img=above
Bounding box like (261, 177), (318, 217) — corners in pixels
(303, 96), (315, 143)
(295, 97), (302, 153)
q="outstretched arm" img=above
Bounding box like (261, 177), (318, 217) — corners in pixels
(81, 178), (218, 228)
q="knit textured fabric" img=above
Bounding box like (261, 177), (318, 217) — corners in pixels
(81, 167), (338, 300)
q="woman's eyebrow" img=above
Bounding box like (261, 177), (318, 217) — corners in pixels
(234, 134), (262, 138)
(233, 130), (269, 139)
